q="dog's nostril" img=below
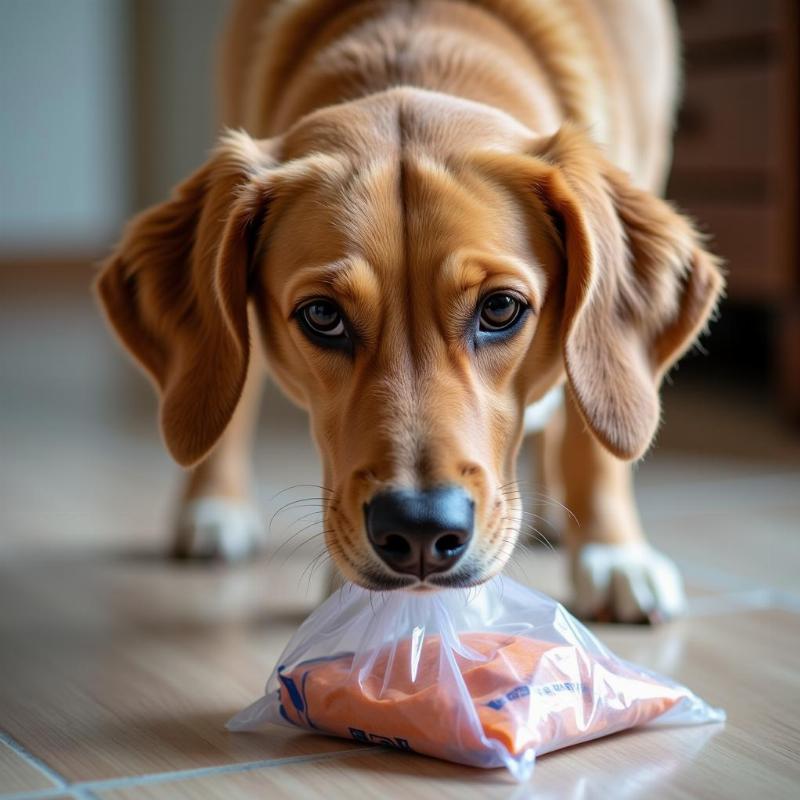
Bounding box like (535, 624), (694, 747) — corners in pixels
(383, 534), (412, 558)
(434, 533), (465, 557)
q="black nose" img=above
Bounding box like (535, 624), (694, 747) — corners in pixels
(364, 487), (474, 579)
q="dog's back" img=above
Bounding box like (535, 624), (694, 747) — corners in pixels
(220, 0), (678, 189)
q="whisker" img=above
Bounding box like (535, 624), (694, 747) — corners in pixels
(501, 508), (553, 526)
(279, 530), (333, 566)
(268, 524), (331, 567)
(496, 519), (557, 553)
(287, 508), (326, 527)
(300, 547), (333, 593)
(499, 489), (578, 526)
(491, 538), (530, 582)
(268, 499), (331, 535)
(288, 516), (329, 540)
(268, 484), (335, 501)
(514, 522), (557, 553)
(308, 551), (333, 582)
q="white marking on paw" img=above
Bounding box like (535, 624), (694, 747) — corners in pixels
(571, 542), (687, 622)
(175, 498), (265, 561)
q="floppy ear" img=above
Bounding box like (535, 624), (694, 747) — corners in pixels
(531, 127), (724, 460)
(95, 131), (277, 467)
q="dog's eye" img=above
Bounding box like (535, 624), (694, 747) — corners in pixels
(302, 300), (344, 336)
(479, 293), (523, 332)
(296, 299), (353, 352)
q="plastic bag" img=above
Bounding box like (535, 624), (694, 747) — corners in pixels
(228, 577), (724, 781)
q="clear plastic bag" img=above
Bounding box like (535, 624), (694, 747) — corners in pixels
(228, 577), (724, 781)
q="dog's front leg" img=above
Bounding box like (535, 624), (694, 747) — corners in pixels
(559, 392), (686, 623)
(173, 311), (266, 561)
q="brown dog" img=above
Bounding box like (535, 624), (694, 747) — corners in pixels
(96, 0), (723, 622)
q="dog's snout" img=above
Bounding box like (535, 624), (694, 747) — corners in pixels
(364, 486), (474, 579)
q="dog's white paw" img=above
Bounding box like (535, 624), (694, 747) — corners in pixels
(174, 497), (265, 561)
(571, 542), (686, 623)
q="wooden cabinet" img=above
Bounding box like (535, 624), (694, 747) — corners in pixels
(669, 0), (799, 418)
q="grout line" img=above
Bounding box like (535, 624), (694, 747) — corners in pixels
(77, 746), (378, 793)
(71, 791), (101, 800)
(0, 732), (68, 793)
(0, 746), (378, 800)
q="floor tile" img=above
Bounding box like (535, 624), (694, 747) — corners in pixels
(97, 750), (513, 800)
(0, 738), (60, 793)
(95, 729), (725, 800)
(0, 554), (358, 783)
(0, 545), (730, 793)
(2, 293), (799, 798)
(97, 609), (800, 800)
(643, 487), (800, 595)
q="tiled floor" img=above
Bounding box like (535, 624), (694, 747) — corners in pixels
(1, 290), (799, 798)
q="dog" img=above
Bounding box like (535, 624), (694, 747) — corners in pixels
(96, 0), (723, 622)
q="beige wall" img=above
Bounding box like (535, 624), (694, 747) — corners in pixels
(0, 0), (230, 257)
(131, 0), (231, 209)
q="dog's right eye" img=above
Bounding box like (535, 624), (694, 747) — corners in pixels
(296, 299), (352, 351)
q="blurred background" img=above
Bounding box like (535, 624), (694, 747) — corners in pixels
(1, 0), (798, 559)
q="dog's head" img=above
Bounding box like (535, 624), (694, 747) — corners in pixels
(97, 90), (722, 590)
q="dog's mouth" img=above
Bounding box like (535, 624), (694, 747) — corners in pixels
(348, 557), (496, 593)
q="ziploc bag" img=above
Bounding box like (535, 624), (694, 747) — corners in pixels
(228, 577), (724, 781)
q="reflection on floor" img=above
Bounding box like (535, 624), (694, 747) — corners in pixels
(1, 289), (799, 798)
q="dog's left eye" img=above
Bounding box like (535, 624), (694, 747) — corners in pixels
(296, 298), (353, 351)
(479, 293), (524, 332)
